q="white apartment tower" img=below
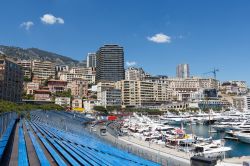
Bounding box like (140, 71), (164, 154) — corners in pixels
(176, 64), (190, 78)
(87, 53), (96, 68)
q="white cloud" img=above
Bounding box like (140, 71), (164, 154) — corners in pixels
(126, 61), (137, 67)
(40, 14), (64, 25)
(20, 21), (34, 30)
(147, 33), (171, 43)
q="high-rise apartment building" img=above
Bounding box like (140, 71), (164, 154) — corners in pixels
(100, 89), (121, 107)
(176, 64), (190, 78)
(116, 80), (163, 107)
(96, 44), (125, 82)
(118, 80), (171, 107)
(32, 60), (55, 83)
(87, 53), (96, 68)
(153, 83), (173, 102)
(96, 81), (115, 100)
(116, 77), (218, 106)
(0, 55), (23, 102)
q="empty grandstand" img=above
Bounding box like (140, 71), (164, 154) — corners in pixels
(0, 111), (159, 165)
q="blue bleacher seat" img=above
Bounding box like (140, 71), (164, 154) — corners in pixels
(18, 120), (29, 166)
(29, 111), (160, 166)
(24, 121), (51, 166)
(29, 123), (68, 166)
(0, 119), (16, 161)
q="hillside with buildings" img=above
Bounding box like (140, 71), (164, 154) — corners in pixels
(0, 44), (249, 113)
(0, 45), (79, 66)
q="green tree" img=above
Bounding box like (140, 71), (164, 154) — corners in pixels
(0, 100), (64, 114)
(23, 77), (31, 82)
(22, 93), (34, 100)
(54, 89), (72, 98)
(93, 106), (108, 115)
(106, 105), (121, 113)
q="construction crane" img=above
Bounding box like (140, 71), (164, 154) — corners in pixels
(203, 68), (219, 79)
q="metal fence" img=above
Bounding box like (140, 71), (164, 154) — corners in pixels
(90, 129), (190, 166)
(0, 112), (17, 139)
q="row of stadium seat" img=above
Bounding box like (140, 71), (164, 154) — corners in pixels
(28, 111), (159, 166)
(0, 110), (159, 166)
(0, 118), (16, 162)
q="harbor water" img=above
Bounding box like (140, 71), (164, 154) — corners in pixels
(175, 124), (250, 158)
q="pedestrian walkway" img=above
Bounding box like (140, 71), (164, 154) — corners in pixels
(119, 136), (190, 166)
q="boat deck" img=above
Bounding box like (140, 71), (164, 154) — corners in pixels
(224, 136), (239, 141)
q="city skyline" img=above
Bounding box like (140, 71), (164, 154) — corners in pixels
(1, 1), (250, 164)
(1, 1), (250, 83)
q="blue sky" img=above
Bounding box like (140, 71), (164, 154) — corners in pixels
(1, 0), (250, 83)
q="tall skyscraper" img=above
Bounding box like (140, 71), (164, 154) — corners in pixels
(176, 64), (190, 78)
(96, 44), (125, 82)
(87, 53), (96, 68)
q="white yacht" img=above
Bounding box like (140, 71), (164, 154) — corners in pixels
(235, 132), (250, 144)
(193, 139), (231, 158)
(213, 119), (248, 132)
